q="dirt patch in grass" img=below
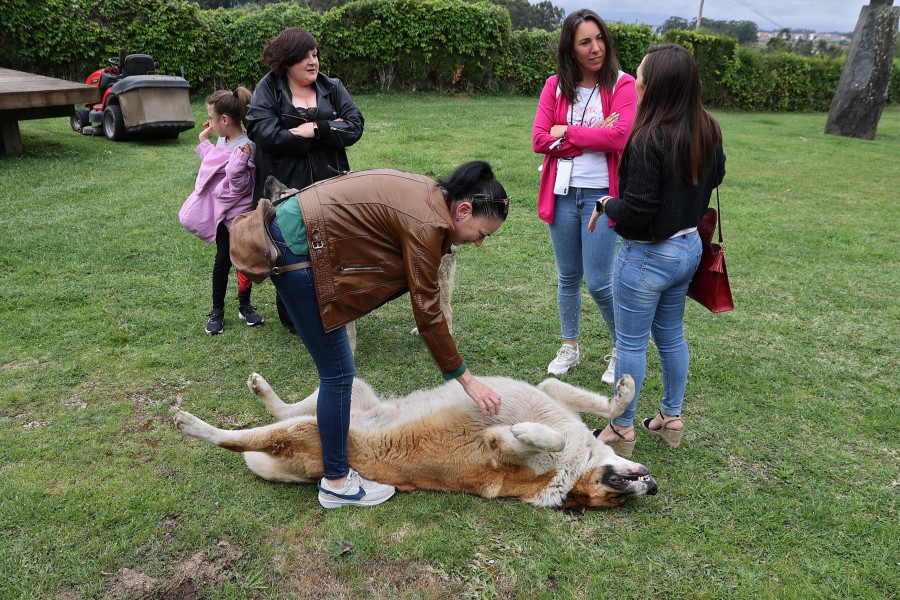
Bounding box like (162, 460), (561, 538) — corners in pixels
(102, 541), (243, 599)
(270, 520), (459, 600)
(0, 358), (48, 372)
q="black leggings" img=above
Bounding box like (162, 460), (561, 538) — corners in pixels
(212, 222), (252, 310)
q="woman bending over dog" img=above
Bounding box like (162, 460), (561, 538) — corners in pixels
(268, 161), (510, 508)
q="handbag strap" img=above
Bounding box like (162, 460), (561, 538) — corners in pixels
(271, 261), (310, 275)
(269, 167), (353, 208)
(271, 189), (299, 208)
(713, 154), (723, 246)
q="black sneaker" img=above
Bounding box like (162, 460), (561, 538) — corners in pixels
(205, 309), (225, 335)
(238, 304), (264, 326)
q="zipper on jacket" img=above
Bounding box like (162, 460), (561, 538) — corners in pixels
(337, 265), (382, 272)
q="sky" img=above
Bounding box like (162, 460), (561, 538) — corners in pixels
(551, 0), (869, 33)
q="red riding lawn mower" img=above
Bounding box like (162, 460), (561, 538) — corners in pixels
(71, 49), (195, 141)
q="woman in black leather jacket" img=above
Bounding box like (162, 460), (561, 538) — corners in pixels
(246, 27), (364, 330)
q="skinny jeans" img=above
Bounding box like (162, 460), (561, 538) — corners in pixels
(268, 218), (354, 480)
(547, 187), (618, 345)
(612, 231), (702, 427)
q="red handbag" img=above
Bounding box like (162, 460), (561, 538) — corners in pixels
(687, 182), (734, 313)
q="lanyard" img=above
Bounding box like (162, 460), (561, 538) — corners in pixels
(569, 84), (598, 127)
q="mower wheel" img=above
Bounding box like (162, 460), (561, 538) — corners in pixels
(103, 105), (127, 141)
(70, 108), (89, 132)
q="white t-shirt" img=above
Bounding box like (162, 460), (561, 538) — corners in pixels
(568, 85), (609, 190)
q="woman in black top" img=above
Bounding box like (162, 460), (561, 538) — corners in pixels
(589, 44), (726, 458)
(246, 27), (364, 331)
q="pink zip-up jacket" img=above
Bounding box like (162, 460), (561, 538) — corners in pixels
(532, 72), (637, 224)
(179, 140), (256, 242)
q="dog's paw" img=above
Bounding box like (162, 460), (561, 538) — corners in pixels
(511, 423), (566, 452)
(247, 372), (268, 397)
(410, 327), (421, 337)
(612, 375), (635, 413)
(174, 410), (203, 435)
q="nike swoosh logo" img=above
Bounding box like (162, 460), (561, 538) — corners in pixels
(317, 484), (366, 500)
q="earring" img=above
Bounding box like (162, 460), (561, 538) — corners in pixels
(456, 217), (462, 221)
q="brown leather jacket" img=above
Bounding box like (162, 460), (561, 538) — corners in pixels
(297, 169), (462, 374)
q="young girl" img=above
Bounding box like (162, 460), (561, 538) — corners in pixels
(179, 87), (264, 335)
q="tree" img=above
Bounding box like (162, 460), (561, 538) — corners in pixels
(816, 38), (846, 58)
(658, 16), (757, 44)
(658, 16), (690, 35)
(766, 28), (792, 52)
(793, 35), (814, 56)
(472, 0), (564, 31)
(191, 0), (351, 11)
(692, 18), (758, 44)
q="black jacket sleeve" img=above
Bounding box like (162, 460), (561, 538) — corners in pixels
(317, 78), (363, 149)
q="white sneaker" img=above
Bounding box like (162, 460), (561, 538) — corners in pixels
(547, 344), (580, 375)
(317, 468), (395, 508)
(601, 348), (617, 385)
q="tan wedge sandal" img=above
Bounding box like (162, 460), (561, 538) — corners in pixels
(593, 422), (636, 458)
(641, 411), (683, 448)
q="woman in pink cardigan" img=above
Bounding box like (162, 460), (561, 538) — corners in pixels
(532, 8), (636, 382)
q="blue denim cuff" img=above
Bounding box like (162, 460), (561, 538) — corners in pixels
(441, 362), (467, 381)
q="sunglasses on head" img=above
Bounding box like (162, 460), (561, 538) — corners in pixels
(472, 193), (511, 207)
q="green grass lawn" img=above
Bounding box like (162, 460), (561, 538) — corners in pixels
(1, 95), (897, 599)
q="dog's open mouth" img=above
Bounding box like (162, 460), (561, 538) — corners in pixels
(610, 474), (653, 487)
(604, 466), (658, 495)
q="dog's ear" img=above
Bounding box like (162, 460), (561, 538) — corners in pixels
(557, 494), (587, 511)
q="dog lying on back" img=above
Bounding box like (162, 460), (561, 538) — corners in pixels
(174, 373), (657, 509)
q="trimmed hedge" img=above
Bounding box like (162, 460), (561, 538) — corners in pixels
(203, 3), (321, 89)
(721, 49), (844, 111)
(319, 0), (510, 91)
(1, 0), (897, 109)
(494, 28), (557, 95)
(608, 23), (656, 78)
(661, 29), (738, 106)
(890, 59), (900, 103)
(0, 0), (210, 83)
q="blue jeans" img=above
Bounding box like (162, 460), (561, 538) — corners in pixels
(268, 218), (354, 480)
(547, 187), (618, 344)
(612, 232), (702, 428)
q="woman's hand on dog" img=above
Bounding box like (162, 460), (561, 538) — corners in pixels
(457, 369), (501, 419)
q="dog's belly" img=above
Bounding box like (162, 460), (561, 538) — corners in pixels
(345, 408), (558, 498)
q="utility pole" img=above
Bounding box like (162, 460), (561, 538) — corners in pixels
(696, 0), (705, 29)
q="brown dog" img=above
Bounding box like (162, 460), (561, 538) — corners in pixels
(174, 373), (657, 509)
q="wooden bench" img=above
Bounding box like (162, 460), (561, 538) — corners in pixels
(0, 68), (100, 156)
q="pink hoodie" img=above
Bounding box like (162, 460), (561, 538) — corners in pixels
(179, 140), (255, 242)
(532, 72), (636, 224)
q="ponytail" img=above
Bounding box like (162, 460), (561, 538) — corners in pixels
(438, 161), (510, 221)
(206, 86), (252, 128)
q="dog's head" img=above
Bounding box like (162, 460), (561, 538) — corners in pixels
(559, 458), (657, 510)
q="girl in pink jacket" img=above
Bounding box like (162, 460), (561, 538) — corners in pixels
(532, 9), (636, 382)
(179, 88), (263, 335)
